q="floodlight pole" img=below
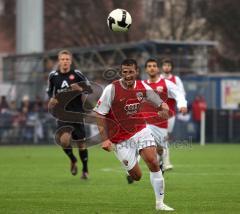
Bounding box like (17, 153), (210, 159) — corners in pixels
(16, 0), (44, 54)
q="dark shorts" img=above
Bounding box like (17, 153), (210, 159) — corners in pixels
(56, 120), (86, 141)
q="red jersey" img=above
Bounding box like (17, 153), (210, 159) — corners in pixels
(106, 80), (147, 143)
(142, 79), (168, 128)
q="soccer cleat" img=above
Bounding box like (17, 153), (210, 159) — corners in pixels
(126, 175), (134, 184)
(156, 202), (174, 211)
(163, 164), (173, 171)
(81, 172), (89, 180)
(70, 161), (78, 176)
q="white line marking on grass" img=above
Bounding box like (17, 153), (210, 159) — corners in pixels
(99, 168), (240, 176)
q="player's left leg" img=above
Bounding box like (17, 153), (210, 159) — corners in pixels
(140, 146), (174, 211)
(164, 116), (176, 171)
(78, 145), (89, 179)
(72, 123), (89, 180)
(137, 127), (174, 211)
(147, 125), (167, 173)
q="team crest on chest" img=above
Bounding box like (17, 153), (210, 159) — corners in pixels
(156, 86), (163, 93)
(69, 74), (75, 80)
(136, 92), (143, 101)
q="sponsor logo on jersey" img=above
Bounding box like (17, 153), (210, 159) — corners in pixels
(61, 80), (69, 88)
(136, 92), (143, 101)
(124, 102), (140, 115)
(156, 86), (163, 93)
(69, 74), (75, 80)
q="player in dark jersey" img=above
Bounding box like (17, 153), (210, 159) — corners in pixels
(47, 50), (92, 179)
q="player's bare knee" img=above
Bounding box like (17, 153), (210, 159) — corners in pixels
(146, 157), (159, 170)
(77, 142), (86, 150)
(59, 133), (71, 147)
(129, 172), (142, 181)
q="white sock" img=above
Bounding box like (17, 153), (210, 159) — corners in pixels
(150, 171), (165, 203)
(163, 146), (171, 166)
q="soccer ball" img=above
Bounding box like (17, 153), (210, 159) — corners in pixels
(107, 9), (132, 32)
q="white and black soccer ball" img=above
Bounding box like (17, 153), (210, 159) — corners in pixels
(107, 9), (132, 32)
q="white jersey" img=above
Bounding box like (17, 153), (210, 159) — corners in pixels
(160, 74), (186, 97)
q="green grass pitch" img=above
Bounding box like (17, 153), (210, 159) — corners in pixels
(0, 144), (239, 214)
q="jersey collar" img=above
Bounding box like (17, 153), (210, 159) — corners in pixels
(147, 76), (161, 84)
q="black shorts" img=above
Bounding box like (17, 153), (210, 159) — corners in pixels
(56, 120), (86, 141)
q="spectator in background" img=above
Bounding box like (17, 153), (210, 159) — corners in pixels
(20, 95), (32, 113)
(34, 95), (44, 112)
(0, 96), (9, 112)
(191, 95), (207, 142)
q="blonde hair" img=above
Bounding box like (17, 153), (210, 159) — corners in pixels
(58, 49), (72, 59)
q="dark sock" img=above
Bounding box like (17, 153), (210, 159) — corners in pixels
(79, 149), (88, 173)
(63, 145), (77, 163)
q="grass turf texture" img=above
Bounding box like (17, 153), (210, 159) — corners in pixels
(0, 144), (239, 214)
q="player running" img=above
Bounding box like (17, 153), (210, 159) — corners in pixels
(143, 58), (187, 171)
(94, 59), (174, 211)
(47, 50), (91, 179)
(159, 57), (187, 170)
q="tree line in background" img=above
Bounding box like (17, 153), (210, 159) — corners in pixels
(0, 0), (240, 71)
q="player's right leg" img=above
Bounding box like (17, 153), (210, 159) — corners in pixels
(114, 140), (142, 181)
(55, 122), (78, 176)
(147, 125), (167, 173)
(137, 127), (174, 211)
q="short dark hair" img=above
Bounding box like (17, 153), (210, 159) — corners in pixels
(145, 58), (159, 68)
(121, 59), (138, 68)
(161, 57), (174, 67)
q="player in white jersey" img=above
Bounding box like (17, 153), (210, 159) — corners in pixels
(160, 57), (187, 170)
(94, 59), (174, 211)
(143, 58), (187, 171)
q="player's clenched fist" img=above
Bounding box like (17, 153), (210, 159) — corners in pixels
(179, 107), (188, 115)
(158, 102), (169, 119)
(160, 102), (169, 111)
(102, 139), (113, 152)
(71, 83), (83, 92)
(48, 98), (58, 109)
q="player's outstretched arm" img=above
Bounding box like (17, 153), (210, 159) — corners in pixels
(165, 79), (188, 114)
(178, 107), (188, 114)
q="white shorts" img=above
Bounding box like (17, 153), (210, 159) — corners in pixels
(113, 127), (156, 171)
(147, 124), (167, 148)
(168, 116), (176, 133)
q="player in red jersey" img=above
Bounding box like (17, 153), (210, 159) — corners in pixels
(94, 59), (174, 211)
(143, 58), (187, 171)
(159, 57), (186, 170)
